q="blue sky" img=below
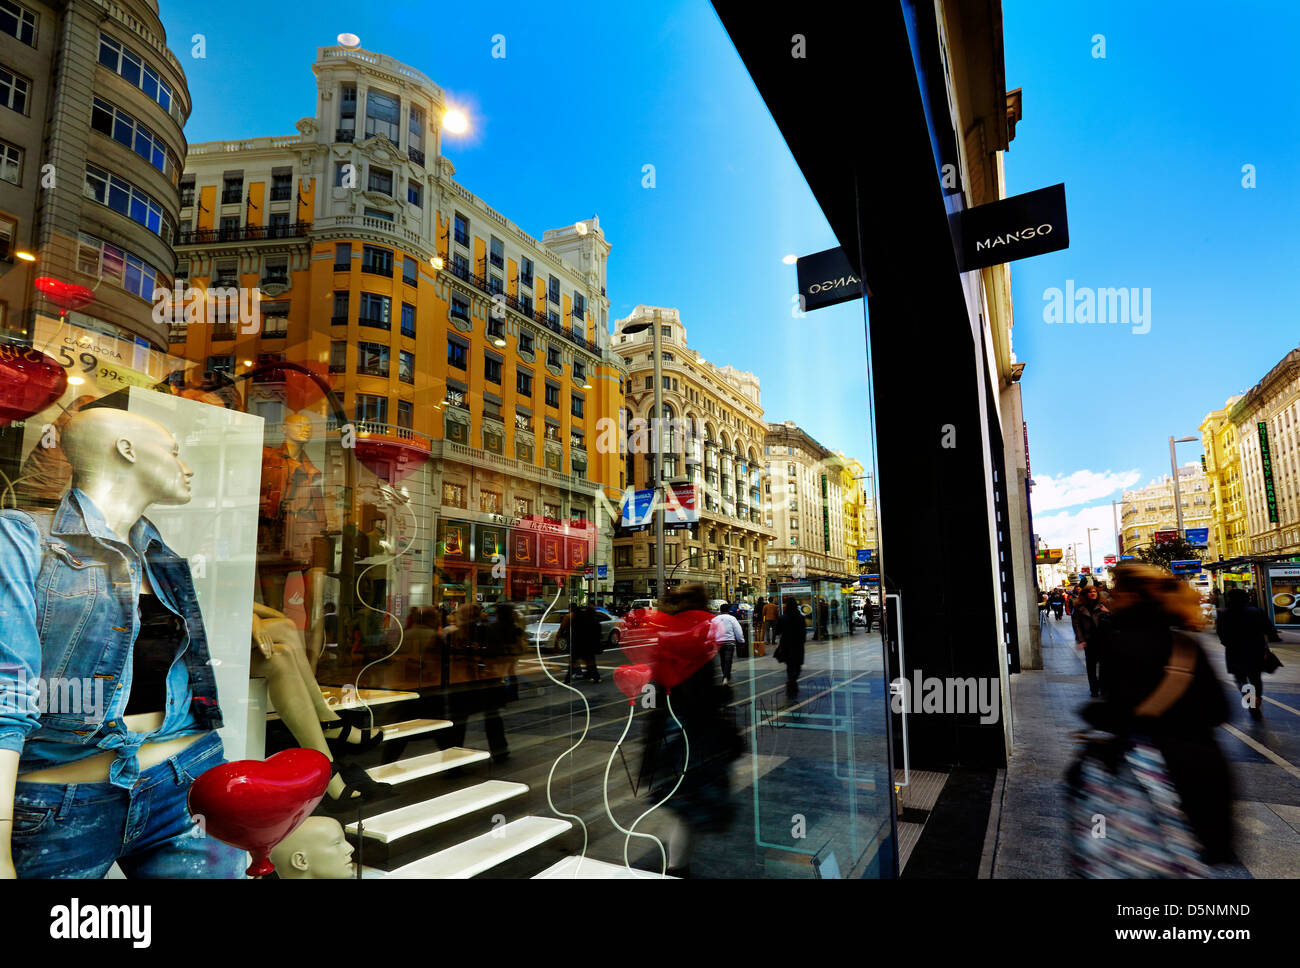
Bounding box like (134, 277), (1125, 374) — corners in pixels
(1003, 0), (1300, 559)
(161, 0), (873, 467)
(157, 1), (1295, 562)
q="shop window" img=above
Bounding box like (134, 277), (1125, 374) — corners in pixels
(480, 489), (502, 514)
(443, 482), (466, 508)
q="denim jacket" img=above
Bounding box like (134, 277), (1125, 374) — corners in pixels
(0, 489), (223, 789)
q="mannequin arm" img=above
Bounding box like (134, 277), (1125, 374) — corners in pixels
(0, 749), (17, 878)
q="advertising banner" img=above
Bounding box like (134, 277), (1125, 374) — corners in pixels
(1265, 564), (1300, 628)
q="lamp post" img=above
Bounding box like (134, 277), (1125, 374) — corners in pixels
(1169, 435), (1198, 534)
(621, 310), (665, 602)
(1086, 527), (1100, 574)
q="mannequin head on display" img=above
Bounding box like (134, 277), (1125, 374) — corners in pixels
(282, 413), (312, 446)
(268, 817), (355, 879)
(60, 408), (193, 538)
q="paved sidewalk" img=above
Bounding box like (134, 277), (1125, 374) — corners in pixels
(987, 614), (1300, 878)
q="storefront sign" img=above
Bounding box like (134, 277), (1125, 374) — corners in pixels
(1153, 530), (1178, 545)
(1183, 527), (1209, 548)
(821, 474), (830, 553)
(795, 246), (863, 312)
(1259, 422), (1279, 523)
(856, 548), (873, 562)
(1035, 548), (1063, 564)
(1170, 559), (1202, 575)
(1103, 555), (1117, 565)
(956, 183), (1069, 272)
(1265, 565), (1300, 628)
(437, 519), (469, 559)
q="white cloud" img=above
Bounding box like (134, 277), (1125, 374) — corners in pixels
(1032, 504), (1122, 566)
(1030, 468), (1141, 513)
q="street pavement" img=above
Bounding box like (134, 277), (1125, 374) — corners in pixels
(986, 613), (1300, 878)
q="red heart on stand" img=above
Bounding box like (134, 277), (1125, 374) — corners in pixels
(614, 663), (653, 700)
(0, 342), (68, 427)
(619, 610), (718, 689)
(187, 748), (331, 877)
(35, 276), (96, 312)
(354, 436), (430, 482)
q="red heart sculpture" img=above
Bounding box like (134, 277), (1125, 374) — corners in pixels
(614, 663), (653, 700)
(282, 362), (333, 412)
(187, 748), (331, 877)
(619, 610), (718, 689)
(0, 342), (68, 427)
(35, 276), (96, 312)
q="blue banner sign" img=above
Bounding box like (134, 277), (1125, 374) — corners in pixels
(1184, 528), (1209, 548)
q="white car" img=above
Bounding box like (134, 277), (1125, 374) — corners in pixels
(524, 608), (622, 653)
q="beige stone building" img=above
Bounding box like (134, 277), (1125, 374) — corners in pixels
(610, 305), (772, 602)
(1229, 346), (1300, 557)
(1119, 464), (1216, 557)
(764, 420), (848, 585)
(1200, 396), (1247, 560)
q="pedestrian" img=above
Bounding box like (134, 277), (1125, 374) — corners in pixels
(566, 603), (602, 683)
(1072, 583), (1111, 698)
(1049, 588), (1064, 621)
(1216, 588), (1280, 719)
(774, 598), (806, 700)
(636, 583), (739, 876)
(762, 597), (780, 649)
(816, 598), (829, 640)
(711, 603), (744, 685)
(1077, 563), (1234, 867)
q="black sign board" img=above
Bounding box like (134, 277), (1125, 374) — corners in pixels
(796, 246), (863, 312)
(956, 183), (1068, 271)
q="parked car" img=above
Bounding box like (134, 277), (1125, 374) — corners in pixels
(524, 608), (622, 653)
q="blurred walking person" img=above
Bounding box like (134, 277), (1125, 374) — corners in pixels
(774, 599), (806, 700)
(1216, 588), (1279, 719)
(711, 603), (744, 686)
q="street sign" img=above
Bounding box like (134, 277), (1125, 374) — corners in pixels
(956, 183), (1069, 272)
(1153, 530), (1178, 545)
(1170, 559), (1203, 575)
(1184, 528), (1209, 548)
(1103, 555), (1117, 565)
(596, 564), (608, 579)
(856, 548), (873, 562)
(1120, 554), (1135, 561)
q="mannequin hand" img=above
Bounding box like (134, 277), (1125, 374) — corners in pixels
(251, 614), (276, 660)
(253, 602), (290, 622)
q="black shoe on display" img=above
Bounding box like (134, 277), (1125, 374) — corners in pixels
(320, 761), (394, 814)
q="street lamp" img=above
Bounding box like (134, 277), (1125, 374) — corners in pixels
(1169, 435), (1198, 534)
(621, 309), (665, 602)
(1086, 527), (1101, 574)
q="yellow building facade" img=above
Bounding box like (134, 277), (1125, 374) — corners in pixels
(1200, 396), (1246, 560)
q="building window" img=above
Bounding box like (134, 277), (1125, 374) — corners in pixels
(334, 243), (350, 271)
(260, 302), (289, 337)
(361, 245), (392, 276)
(354, 393), (388, 424)
(545, 382), (560, 408)
(356, 342), (389, 377)
(443, 482), (466, 508)
(364, 89), (401, 142)
(520, 257), (534, 287)
(644, 376), (653, 390)
(83, 165), (171, 238)
(489, 274), (503, 296)
(520, 293), (533, 316)
(489, 236), (504, 270)
(450, 294), (470, 321)
(572, 292), (585, 320)
(453, 212), (469, 247)
(270, 170), (292, 201)
(329, 341), (347, 373)
(367, 166), (393, 196)
(519, 331), (534, 354)
(399, 350), (415, 384)
(75, 233), (162, 301)
(547, 309), (560, 326)
(615, 546), (631, 568)
(97, 35), (172, 112)
(571, 394), (584, 418)
(480, 490), (502, 514)
(547, 345), (560, 368)
(408, 105), (425, 161)
(338, 83), (356, 138)
(400, 302), (415, 338)
(90, 98), (170, 175)
(484, 354), (502, 384)
(407, 182), (422, 207)
(363, 207), (393, 222)
(573, 361), (586, 383)
(0, 67), (27, 115)
(206, 355), (234, 376)
(397, 399), (413, 429)
(548, 275), (560, 304)
(331, 291), (349, 324)
(358, 292), (391, 328)
(401, 257), (417, 286)
(517, 368), (533, 396)
(1, 0), (37, 46)
(448, 337), (467, 370)
(514, 497), (532, 518)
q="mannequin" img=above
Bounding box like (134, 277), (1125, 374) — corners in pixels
(257, 414), (329, 671)
(0, 408), (244, 878)
(268, 817), (355, 879)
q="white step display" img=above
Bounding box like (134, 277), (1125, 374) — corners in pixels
(378, 816), (573, 879)
(366, 747), (489, 785)
(380, 718), (453, 741)
(532, 856), (678, 879)
(347, 780), (529, 844)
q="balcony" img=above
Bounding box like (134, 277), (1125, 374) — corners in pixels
(514, 414), (533, 433)
(357, 315), (390, 330)
(261, 272), (288, 287)
(408, 146), (425, 166)
(361, 263), (394, 277)
(326, 420), (432, 449)
(330, 315), (348, 326)
(179, 191), (194, 207)
(176, 222), (308, 245)
(441, 264), (602, 355)
(221, 188), (243, 204)
(269, 185), (292, 201)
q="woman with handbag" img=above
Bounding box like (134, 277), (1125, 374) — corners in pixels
(1069, 563), (1235, 874)
(1216, 588), (1280, 719)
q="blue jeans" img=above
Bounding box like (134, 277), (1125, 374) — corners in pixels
(10, 731), (246, 879)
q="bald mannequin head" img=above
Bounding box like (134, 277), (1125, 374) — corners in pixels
(270, 817), (355, 879)
(61, 408), (193, 507)
(282, 413), (312, 444)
